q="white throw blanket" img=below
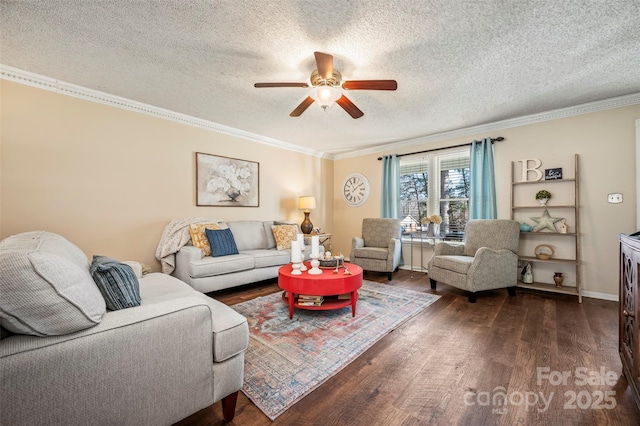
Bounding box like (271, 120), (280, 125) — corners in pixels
(155, 217), (224, 274)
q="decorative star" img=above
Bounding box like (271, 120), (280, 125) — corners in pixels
(530, 210), (563, 232)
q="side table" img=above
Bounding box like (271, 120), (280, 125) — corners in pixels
(402, 232), (461, 275)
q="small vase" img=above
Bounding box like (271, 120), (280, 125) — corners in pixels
(426, 222), (435, 237)
(553, 272), (564, 288)
(226, 189), (241, 201)
(539, 198), (548, 206)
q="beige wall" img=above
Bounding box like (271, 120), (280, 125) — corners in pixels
(334, 105), (639, 299)
(0, 81), (333, 270)
(2, 79), (638, 298)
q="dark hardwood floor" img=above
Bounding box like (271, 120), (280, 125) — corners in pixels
(175, 270), (640, 425)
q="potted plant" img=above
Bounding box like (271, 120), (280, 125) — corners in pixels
(420, 216), (432, 232)
(429, 214), (443, 236)
(535, 189), (551, 206)
(421, 215), (442, 236)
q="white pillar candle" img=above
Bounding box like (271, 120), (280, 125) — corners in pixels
(311, 235), (319, 257)
(290, 241), (302, 263)
(297, 233), (305, 249)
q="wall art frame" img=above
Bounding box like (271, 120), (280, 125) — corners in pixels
(196, 152), (259, 207)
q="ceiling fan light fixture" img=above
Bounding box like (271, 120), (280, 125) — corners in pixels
(309, 85), (342, 110)
(255, 51), (394, 118)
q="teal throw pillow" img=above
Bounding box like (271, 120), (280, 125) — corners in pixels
(205, 228), (239, 257)
(90, 255), (141, 311)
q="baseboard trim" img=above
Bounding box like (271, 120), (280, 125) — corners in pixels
(581, 291), (619, 302)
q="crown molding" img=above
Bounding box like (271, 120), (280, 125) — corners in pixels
(0, 64), (331, 159)
(3, 64), (637, 162)
(334, 92), (640, 160)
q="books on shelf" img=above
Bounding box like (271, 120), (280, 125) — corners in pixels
(297, 295), (324, 306)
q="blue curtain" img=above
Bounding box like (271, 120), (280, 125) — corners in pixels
(381, 154), (400, 218)
(381, 154), (403, 265)
(469, 138), (497, 219)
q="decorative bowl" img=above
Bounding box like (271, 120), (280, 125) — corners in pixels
(318, 255), (344, 269)
(319, 259), (338, 268)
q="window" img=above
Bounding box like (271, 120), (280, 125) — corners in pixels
(399, 149), (470, 236)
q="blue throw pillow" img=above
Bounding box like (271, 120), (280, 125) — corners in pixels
(205, 228), (239, 257)
(90, 255), (141, 311)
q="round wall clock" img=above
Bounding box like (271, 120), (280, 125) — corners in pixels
(342, 173), (370, 207)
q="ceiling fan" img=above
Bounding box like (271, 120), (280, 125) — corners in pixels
(254, 52), (397, 119)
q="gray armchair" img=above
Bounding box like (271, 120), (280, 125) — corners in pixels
(427, 219), (520, 303)
(351, 218), (402, 280)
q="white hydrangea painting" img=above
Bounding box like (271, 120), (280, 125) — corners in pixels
(196, 152), (259, 207)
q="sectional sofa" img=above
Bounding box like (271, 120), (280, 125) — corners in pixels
(0, 231), (248, 425)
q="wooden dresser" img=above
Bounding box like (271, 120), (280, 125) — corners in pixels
(620, 233), (640, 410)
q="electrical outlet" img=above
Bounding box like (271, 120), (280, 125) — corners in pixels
(608, 193), (623, 203)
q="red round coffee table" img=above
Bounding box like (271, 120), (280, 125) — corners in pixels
(278, 262), (363, 319)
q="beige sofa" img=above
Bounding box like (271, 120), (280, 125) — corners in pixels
(0, 231), (248, 425)
(173, 220), (322, 293)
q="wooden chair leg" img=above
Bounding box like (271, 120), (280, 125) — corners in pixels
(429, 278), (437, 289)
(221, 391), (238, 422)
(387, 272), (392, 280)
(467, 292), (477, 303)
(507, 286), (516, 297)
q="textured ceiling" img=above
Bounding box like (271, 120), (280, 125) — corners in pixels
(2, 1), (640, 156)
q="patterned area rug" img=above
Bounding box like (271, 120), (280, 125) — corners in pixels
(231, 280), (441, 420)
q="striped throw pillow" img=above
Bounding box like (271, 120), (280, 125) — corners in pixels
(205, 228), (239, 257)
(90, 256), (141, 311)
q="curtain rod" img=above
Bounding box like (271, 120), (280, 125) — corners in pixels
(377, 137), (504, 160)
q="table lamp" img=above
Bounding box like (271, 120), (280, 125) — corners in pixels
(298, 196), (316, 234)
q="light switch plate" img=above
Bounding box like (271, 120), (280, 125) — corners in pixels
(608, 193), (623, 203)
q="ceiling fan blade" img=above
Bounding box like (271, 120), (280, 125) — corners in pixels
(342, 80), (398, 90)
(254, 82), (309, 88)
(314, 51), (333, 79)
(336, 95), (364, 119)
(290, 96), (315, 117)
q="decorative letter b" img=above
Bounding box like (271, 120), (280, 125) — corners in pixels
(518, 159), (543, 182)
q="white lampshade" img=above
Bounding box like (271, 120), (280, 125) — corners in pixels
(298, 196), (316, 211)
(309, 85), (342, 110)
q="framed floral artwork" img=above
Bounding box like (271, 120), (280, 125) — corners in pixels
(196, 152), (259, 207)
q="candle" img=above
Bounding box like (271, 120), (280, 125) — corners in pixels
(290, 241), (301, 263)
(297, 233), (305, 250)
(311, 235), (319, 257)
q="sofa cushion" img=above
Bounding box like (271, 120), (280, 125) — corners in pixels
(431, 255), (474, 274)
(243, 249), (291, 268)
(90, 255), (141, 311)
(353, 247), (390, 260)
(0, 231), (106, 336)
(263, 221), (276, 249)
(189, 253), (255, 278)
(272, 224), (299, 250)
(138, 273), (248, 362)
(227, 221), (268, 251)
(206, 228), (239, 257)
(188, 222), (221, 256)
